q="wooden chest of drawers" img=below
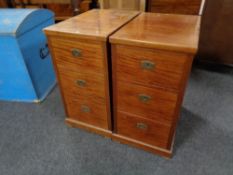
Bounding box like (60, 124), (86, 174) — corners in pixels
(110, 13), (201, 157)
(44, 10), (201, 158)
(147, 0), (202, 15)
(44, 9), (140, 137)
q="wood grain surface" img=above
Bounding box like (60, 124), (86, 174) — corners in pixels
(110, 12), (198, 157)
(110, 12), (201, 53)
(147, 0), (202, 15)
(117, 81), (178, 124)
(198, 0), (233, 65)
(50, 37), (105, 74)
(116, 112), (171, 149)
(58, 69), (106, 99)
(44, 9), (140, 41)
(113, 45), (191, 90)
(44, 10), (142, 136)
(64, 94), (108, 129)
(47, 35), (111, 130)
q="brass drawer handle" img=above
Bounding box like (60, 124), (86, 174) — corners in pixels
(71, 48), (82, 58)
(81, 105), (90, 113)
(136, 122), (148, 130)
(138, 94), (152, 103)
(76, 79), (86, 87)
(141, 60), (155, 70)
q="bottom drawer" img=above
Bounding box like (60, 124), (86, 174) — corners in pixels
(64, 95), (109, 129)
(115, 111), (171, 149)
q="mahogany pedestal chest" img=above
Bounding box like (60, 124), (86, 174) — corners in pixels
(44, 9), (139, 137)
(44, 9), (201, 158)
(110, 13), (201, 157)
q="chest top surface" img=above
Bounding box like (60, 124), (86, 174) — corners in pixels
(44, 9), (140, 41)
(110, 12), (201, 53)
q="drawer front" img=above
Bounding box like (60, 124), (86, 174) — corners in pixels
(151, 0), (201, 6)
(64, 94), (108, 129)
(150, 5), (173, 14)
(58, 68), (106, 99)
(50, 37), (105, 74)
(115, 45), (189, 90)
(116, 112), (171, 149)
(117, 81), (178, 123)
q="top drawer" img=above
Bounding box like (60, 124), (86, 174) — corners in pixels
(50, 37), (105, 74)
(114, 45), (190, 90)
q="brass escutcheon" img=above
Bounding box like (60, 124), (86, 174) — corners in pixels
(71, 48), (82, 57)
(138, 94), (152, 102)
(141, 60), (155, 70)
(81, 105), (90, 113)
(136, 122), (148, 130)
(76, 79), (86, 87)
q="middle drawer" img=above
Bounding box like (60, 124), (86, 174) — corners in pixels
(58, 68), (106, 99)
(116, 81), (178, 123)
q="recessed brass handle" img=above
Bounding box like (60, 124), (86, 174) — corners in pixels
(71, 48), (82, 58)
(136, 122), (148, 130)
(141, 60), (155, 70)
(81, 105), (90, 113)
(138, 94), (152, 103)
(76, 79), (86, 87)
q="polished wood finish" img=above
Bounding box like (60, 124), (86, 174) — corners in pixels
(64, 94), (108, 129)
(112, 134), (173, 157)
(49, 37), (105, 74)
(45, 9), (140, 41)
(0, 1), (7, 7)
(198, 0), (233, 65)
(46, 3), (73, 19)
(114, 45), (191, 90)
(117, 81), (178, 124)
(116, 112), (172, 149)
(14, 0), (75, 20)
(66, 118), (112, 138)
(58, 69), (105, 98)
(44, 9), (140, 137)
(47, 36), (111, 134)
(99, 0), (146, 11)
(147, 0), (203, 15)
(110, 13), (201, 53)
(110, 12), (200, 157)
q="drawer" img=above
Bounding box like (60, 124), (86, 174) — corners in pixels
(149, 0), (201, 14)
(50, 37), (105, 74)
(151, 0), (201, 6)
(151, 0), (175, 7)
(172, 5), (200, 15)
(150, 5), (174, 13)
(115, 112), (171, 149)
(64, 94), (108, 129)
(58, 68), (106, 99)
(117, 81), (178, 123)
(114, 45), (189, 90)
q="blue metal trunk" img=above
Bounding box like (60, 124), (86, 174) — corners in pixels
(0, 9), (56, 102)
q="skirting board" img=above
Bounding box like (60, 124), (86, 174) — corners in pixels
(65, 118), (112, 138)
(65, 118), (174, 158)
(112, 134), (173, 158)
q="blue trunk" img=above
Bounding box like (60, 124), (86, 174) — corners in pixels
(0, 9), (56, 102)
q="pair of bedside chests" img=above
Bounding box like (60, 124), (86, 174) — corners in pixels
(44, 9), (201, 158)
